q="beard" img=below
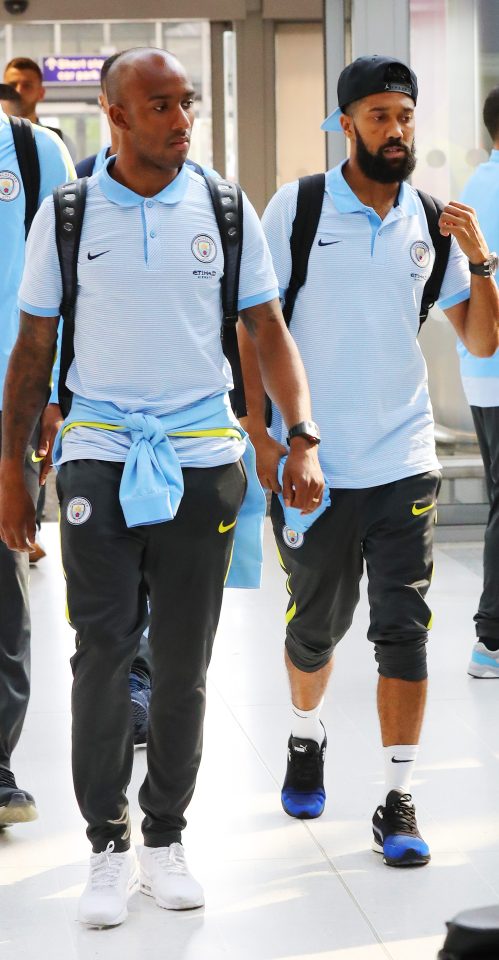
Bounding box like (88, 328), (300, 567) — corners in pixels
(354, 124), (416, 183)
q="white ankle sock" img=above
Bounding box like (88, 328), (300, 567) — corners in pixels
(291, 699), (324, 745)
(383, 744), (418, 800)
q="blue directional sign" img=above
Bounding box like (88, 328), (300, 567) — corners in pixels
(42, 56), (107, 84)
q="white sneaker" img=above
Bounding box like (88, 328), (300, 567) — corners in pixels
(140, 843), (204, 910)
(78, 841), (139, 927)
(468, 641), (499, 678)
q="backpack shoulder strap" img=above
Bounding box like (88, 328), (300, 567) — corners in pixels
(203, 173), (243, 325)
(185, 158), (203, 176)
(53, 178), (88, 417)
(416, 189), (451, 328)
(283, 173), (326, 326)
(202, 171), (245, 416)
(9, 116), (40, 238)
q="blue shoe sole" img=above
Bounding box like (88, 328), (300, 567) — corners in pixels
(372, 839), (430, 867)
(281, 792), (325, 820)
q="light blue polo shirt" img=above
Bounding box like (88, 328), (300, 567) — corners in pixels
(0, 106), (74, 410)
(19, 157), (278, 467)
(263, 161), (471, 488)
(92, 144), (111, 174)
(458, 150), (499, 407)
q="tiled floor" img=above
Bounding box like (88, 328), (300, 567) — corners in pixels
(1, 521), (498, 960)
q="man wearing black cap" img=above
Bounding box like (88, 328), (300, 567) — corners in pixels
(240, 55), (499, 867)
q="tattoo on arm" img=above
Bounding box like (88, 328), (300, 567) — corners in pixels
(2, 312), (59, 465)
(240, 298), (282, 339)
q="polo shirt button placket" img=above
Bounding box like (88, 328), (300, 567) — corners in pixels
(144, 200), (161, 270)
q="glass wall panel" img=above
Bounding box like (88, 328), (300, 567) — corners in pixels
(10, 23), (55, 59)
(409, 0), (497, 444)
(275, 22), (326, 187)
(59, 23), (105, 54)
(410, 0), (499, 201)
(110, 22), (158, 51)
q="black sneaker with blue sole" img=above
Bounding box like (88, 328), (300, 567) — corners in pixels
(0, 767), (38, 828)
(372, 789), (430, 867)
(281, 723), (327, 819)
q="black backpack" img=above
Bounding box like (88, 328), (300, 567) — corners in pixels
(438, 904), (499, 958)
(53, 159), (245, 419)
(9, 115), (40, 238)
(283, 173), (451, 329)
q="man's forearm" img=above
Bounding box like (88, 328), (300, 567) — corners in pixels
(1, 312), (58, 471)
(464, 276), (499, 356)
(239, 299), (312, 431)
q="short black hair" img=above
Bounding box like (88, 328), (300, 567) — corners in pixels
(4, 56), (43, 82)
(0, 82), (22, 103)
(100, 52), (123, 93)
(483, 86), (499, 141)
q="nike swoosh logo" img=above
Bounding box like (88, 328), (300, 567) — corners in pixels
(391, 757), (413, 763)
(318, 239), (341, 247)
(218, 519), (237, 534)
(87, 250), (110, 260)
(412, 502), (436, 516)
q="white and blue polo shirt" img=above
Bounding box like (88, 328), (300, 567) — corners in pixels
(19, 157), (278, 467)
(458, 150), (499, 408)
(263, 161), (471, 488)
(0, 105), (74, 410)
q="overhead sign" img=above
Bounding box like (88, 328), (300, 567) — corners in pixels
(42, 56), (106, 84)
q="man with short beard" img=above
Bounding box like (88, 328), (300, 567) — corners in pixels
(239, 55), (499, 867)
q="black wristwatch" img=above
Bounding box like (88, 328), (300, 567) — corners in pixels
(287, 420), (321, 445)
(469, 252), (498, 277)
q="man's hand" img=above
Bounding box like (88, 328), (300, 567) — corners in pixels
(0, 470), (36, 553)
(282, 437), (324, 514)
(243, 419), (287, 492)
(36, 402), (63, 486)
(439, 201), (489, 263)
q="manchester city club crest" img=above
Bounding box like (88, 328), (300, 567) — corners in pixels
(191, 234), (217, 263)
(410, 240), (430, 268)
(67, 497), (92, 525)
(282, 525), (304, 549)
(0, 171), (20, 201)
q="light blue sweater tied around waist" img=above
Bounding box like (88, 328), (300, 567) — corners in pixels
(52, 392), (267, 589)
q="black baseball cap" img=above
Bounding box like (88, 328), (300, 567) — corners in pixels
(321, 55), (418, 131)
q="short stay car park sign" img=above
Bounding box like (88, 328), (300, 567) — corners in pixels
(42, 56), (107, 84)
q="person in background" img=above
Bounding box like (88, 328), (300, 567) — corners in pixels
(0, 97), (74, 830)
(459, 86), (499, 679)
(75, 52), (121, 178)
(4, 56), (76, 157)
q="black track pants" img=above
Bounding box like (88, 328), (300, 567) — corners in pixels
(471, 406), (499, 640)
(0, 414), (39, 769)
(57, 457), (246, 852)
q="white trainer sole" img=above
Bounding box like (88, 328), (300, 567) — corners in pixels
(140, 877), (204, 910)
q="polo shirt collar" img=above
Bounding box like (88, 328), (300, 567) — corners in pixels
(325, 160), (418, 217)
(98, 155), (190, 207)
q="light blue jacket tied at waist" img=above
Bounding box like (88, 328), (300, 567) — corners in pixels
(52, 392), (267, 589)
(277, 456), (331, 532)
